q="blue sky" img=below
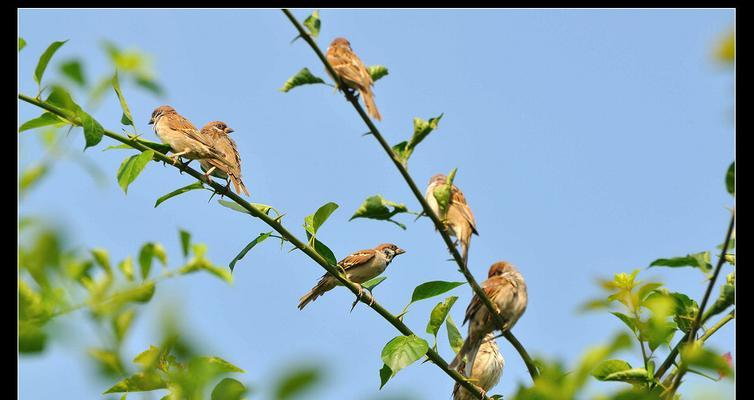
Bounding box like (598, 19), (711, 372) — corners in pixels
(19, 9), (734, 400)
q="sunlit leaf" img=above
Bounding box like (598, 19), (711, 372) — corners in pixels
(112, 70), (134, 127)
(118, 256), (135, 281)
(104, 371), (167, 393)
(154, 182), (206, 208)
(274, 366), (321, 400)
(79, 111), (105, 149)
(681, 341), (733, 378)
(363, 276), (387, 291)
(229, 232), (272, 272)
(34, 40), (68, 88)
(307, 202), (339, 235)
(393, 114), (444, 162)
(649, 252), (711, 273)
(350, 195), (409, 229)
(303, 10), (321, 39)
(212, 378), (247, 400)
(426, 296), (458, 339)
(726, 162), (735, 195)
(19, 37), (26, 52)
(410, 281), (465, 304)
(367, 65), (389, 82)
(20, 164), (50, 195)
(280, 68), (325, 92)
(117, 150), (154, 193)
(591, 359), (632, 381)
(381, 335), (429, 375)
(198, 356), (245, 373)
(179, 229), (192, 258)
(113, 309), (136, 342)
(19, 112), (66, 132)
(89, 348), (125, 376)
(379, 364), (392, 389)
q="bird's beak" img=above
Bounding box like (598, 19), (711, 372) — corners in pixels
(148, 117), (154, 125)
(395, 247), (406, 255)
(225, 128), (234, 134)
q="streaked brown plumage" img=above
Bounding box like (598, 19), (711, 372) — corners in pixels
(148, 105), (229, 166)
(298, 243), (405, 310)
(326, 37), (382, 121)
(452, 333), (504, 400)
(425, 174), (478, 265)
(449, 262), (527, 370)
(199, 121), (250, 197)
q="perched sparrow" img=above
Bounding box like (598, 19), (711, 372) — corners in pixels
(449, 262), (527, 370)
(326, 37), (382, 121)
(452, 333), (504, 400)
(298, 243), (405, 310)
(148, 105), (229, 167)
(425, 174), (478, 265)
(198, 121), (250, 196)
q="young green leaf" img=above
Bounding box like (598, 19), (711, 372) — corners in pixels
(113, 309), (136, 342)
(134, 76), (164, 96)
(211, 378), (247, 400)
(197, 356), (245, 373)
(393, 114), (444, 163)
(379, 364), (392, 389)
(680, 342), (733, 378)
(280, 68), (326, 92)
(410, 281), (465, 304)
(138, 243), (158, 280)
(20, 164), (50, 195)
(179, 229), (192, 258)
(350, 195), (409, 229)
(310, 202), (339, 234)
(591, 359), (632, 381)
(46, 85), (81, 115)
(104, 371), (166, 393)
(649, 251), (712, 273)
(312, 238), (337, 267)
(19, 112), (66, 132)
(79, 111), (105, 149)
(91, 248), (112, 273)
(118, 256), (135, 281)
(362, 276), (387, 291)
(381, 335), (429, 375)
(117, 150), (154, 193)
(367, 65), (389, 82)
(112, 71), (135, 127)
(154, 181), (206, 208)
(726, 161), (735, 195)
(426, 296), (458, 338)
(229, 232), (272, 272)
(433, 168), (457, 218)
(60, 59), (86, 87)
(609, 312), (637, 334)
(446, 315), (464, 354)
(274, 366), (321, 400)
(303, 10), (321, 39)
(34, 40), (68, 88)
(19, 37), (26, 52)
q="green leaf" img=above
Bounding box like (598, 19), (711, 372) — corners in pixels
(111, 281), (156, 304)
(362, 276), (387, 291)
(368, 65), (389, 82)
(179, 230), (192, 258)
(591, 359), (632, 381)
(229, 232), (272, 272)
(79, 111), (105, 149)
(312, 238), (337, 267)
(118, 256), (135, 281)
(603, 368), (650, 383)
(446, 315), (463, 354)
(280, 68), (326, 92)
(274, 366), (321, 400)
(112, 71), (134, 127)
(410, 281), (465, 304)
(139, 243), (156, 280)
(218, 199), (258, 215)
(134, 76), (165, 96)
(91, 248), (112, 273)
(610, 312), (637, 333)
(19, 37), (26, 52)
(104, 371), (167, 393)
(19, 321), (47, 353)
(726, 162), (735, 195)
(60, 59), (86, 86)
(667, 292), (699, 333)
(649, 252), (712, 273)
(379, 364), (392, 389)
(19, 112), (66, 132)
(133, 345), (161, 370)
(34, 40), (67, 88)
(381, 335), (429, 374)
(394, 114), (444, 162)
(154, 181), (206, 207)
(705, 274), (734, 320)
(89, 348), (125, 376)
(113, 309), (136, 342)
(308, 202), (339, 235)
(46, 85), (81, 114)
(680, 342), (733, 378)
(20, 164), (50, 195)
(432, 168), (457, 218)
(426, 296), (458, 339)
(212, 378), (247, 400)
(350, 195), (409, 229)
(303, 10), (321, 39)
(117, 150), (154, 193)
(198, 356), (245, 373)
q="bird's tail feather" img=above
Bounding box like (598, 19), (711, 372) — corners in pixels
(361, 89), (382, 121)
(449, 335), (482, 370)
(298, 277), (333, 310)
(230, 174), (250, 197)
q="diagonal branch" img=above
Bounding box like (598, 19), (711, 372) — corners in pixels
(282, 8), (539, 380)
(18, 93), (491, 400)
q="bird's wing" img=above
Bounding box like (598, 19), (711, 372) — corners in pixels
(452, 186), (478, 235)
(328, 47), (372, 90)
(169, 116), (216, 148)
(213, 135), (243, 176)
(338, 249), (376, 271)
(463, 276), (514, 325)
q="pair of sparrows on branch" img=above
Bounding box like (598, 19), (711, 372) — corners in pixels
(149, 105), (250, 196)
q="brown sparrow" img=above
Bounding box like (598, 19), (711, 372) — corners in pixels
(326, 37), (382, 121)
(452, 333), (504, 400)
(425, 174), (478, 265)
(298, 243), (405, 310)
(449, 262), (527, 370)
(198, 121), (250, 196)
(148, 105), (229, 167)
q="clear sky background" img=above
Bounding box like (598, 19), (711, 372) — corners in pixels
(19, 9), (734, 400)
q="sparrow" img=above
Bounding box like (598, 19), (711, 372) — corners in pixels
(425, 174), (478, 265)
(148, 105), (229, 168)
(449, 261), (527, 370)
(326, 37), (382, 121)
(452, 333), (504, 400)
(198, 121), (250, 196)
(298, 243), (405, 310)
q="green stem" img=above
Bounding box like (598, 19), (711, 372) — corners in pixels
(281, 8), (539, 380)
(19, 93), (491, 400)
